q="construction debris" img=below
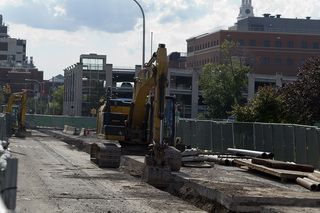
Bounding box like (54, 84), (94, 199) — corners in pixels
(252, 158), (314, 172)
(227, 148), (274, 159)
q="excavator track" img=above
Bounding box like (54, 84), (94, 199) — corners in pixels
(90, 142), (121, 168)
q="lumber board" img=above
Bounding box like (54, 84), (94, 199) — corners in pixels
(234, 159), (313, 182)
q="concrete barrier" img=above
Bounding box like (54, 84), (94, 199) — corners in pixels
(79, 128), (87, 136)
(63, 125), (67, 133)
(63, 125), (77, 135)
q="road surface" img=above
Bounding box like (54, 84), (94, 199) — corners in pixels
(9, 130), (204, 213)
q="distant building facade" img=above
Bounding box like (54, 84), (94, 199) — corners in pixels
(0, 14), (45, 106)
(186, 0), (320, 118)
(63, 52), (200, 118)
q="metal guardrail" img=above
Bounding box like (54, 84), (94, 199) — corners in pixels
(0, 113), (18, 212)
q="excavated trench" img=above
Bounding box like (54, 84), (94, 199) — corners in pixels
(40, 129), (231, 212)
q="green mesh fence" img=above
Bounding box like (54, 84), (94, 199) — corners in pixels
(176, 118), (320, 169)
(25, 115), (97, 130)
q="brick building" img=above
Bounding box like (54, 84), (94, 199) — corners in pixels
(186, 0), (320, 118)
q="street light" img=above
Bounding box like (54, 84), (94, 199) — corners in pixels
(25, 79), (43, 114)
(133, 0), (145, 67)
(23, 89), (37, 114)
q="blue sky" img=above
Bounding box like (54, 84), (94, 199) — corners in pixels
(1, 0), (320, 79)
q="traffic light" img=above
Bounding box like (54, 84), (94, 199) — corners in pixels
(42, 90), (45, 94)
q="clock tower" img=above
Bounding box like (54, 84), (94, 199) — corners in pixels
(237, 0), (254, 20)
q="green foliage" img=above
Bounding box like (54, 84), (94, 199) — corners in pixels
(231, 85), (284, 123)
(280, 57), (320, 125)
(197, 113), (206, 120)
(198, 40), (251, 119)
(51, 85), (64, 115)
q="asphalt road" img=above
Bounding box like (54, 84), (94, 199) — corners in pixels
(9, 130), (204, 213)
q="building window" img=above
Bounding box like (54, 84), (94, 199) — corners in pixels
(313, 42), (319, 49)
(264, 40), (270, 47)
(238, 40), (244, 46)
(249, 58), (255, 65)
(250, 40), (256, 46)
(275, 58), (281, 65)
(263, 58), (270, 64)
(0, 42), (8, 51)
(300, 59), (306, 66)
(205, 43), (207, 48)
(276, 41), (282, 48)
(217, 40), (219, 45)
(287, 59), (293, 65)
(287, 41), (293, 48)
(301, 42), (308, 48)
(211, 41), (213, 47)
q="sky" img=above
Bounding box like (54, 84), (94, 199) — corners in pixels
(1, 0), (320, 80)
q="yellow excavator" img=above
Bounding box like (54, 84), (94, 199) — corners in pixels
(6, 91), (30, 137)
(91, 44), (182, 188)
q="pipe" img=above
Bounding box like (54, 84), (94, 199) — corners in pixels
(227, 148), (274, 159)
(303, 177), (320, 190)
(296, 177), (317, 191)
(308, 174), (320, 182)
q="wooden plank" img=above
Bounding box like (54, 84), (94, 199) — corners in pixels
(234, 159), (312, 181)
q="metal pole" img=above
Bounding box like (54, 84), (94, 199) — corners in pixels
(26, 79), (43, 114)
(52, 76), (55, 128)
(133, 0), (145, 67)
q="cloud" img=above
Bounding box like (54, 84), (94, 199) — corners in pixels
(1, 0), (142, 33)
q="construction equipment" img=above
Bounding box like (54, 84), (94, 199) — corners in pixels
(5, 91), (30, 137)
(91, 44), (181, 188)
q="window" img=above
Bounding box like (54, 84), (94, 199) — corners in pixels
(287, 41), (293, 48)
(217, 40), (219, 45)
(250, 40), (256, 46)
(276, 41), (282, 48)
(275, 58), (281, 65)
(263, 58), (270, 64)
(238, 40), (244, 46)
(211, 41), (213, 47)
(287, 59), (293, 65)
(313, 42), (319, 49)
(214, 41), (216, 46)
(264, 40), (270, 47)
(301, 42), (308, 48)
(0, 42), (8, 51)
(249, 58), (255, 65)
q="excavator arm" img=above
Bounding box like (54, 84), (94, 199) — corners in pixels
(6, 91), (30, 137)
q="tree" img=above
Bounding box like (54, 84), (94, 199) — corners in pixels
(280, 56), (320, 125)
(231, 85), (284, 123)
(198, 40), (251, 118)
(51, 85), (64, 115)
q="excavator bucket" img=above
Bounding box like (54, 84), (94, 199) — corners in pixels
(142, 155), (171, 189)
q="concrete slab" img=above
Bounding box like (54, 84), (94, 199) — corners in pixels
(120, 155), (320, 212)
